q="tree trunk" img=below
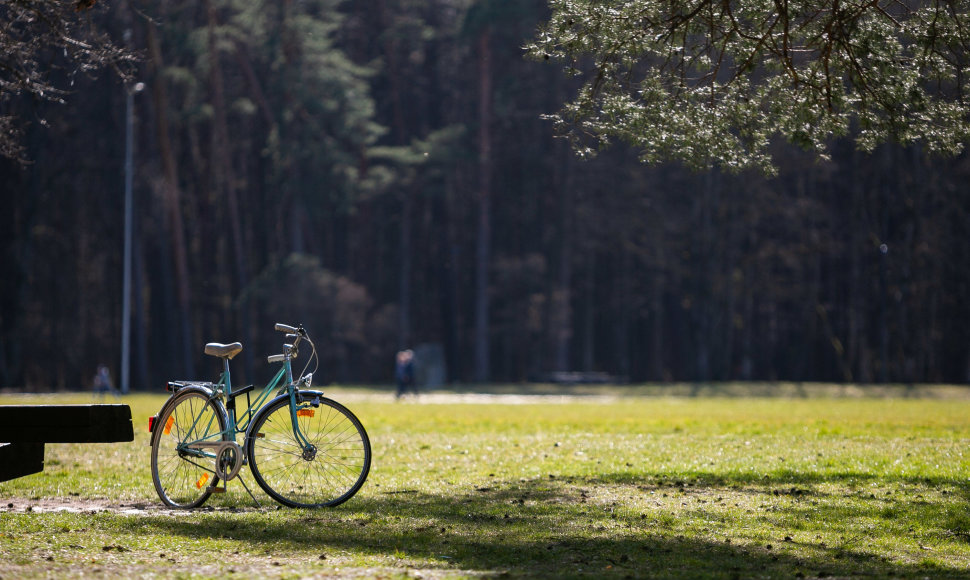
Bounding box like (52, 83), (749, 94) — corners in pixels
(377, 0), (413, 351)
(133, 229), (151, 390)
(207, 0), (253, 381)
(878, 147), (892, 383)
(583, 251), (595, 372)
(695, 170), (718, 381)
(147, 21), (195, 378)
(473, 28), (492, 382)
(426, 0), (459, 381)
(614, 246), (631, 379)
(847, 147), (865, 382)
(434, 178), (459, 382)
(552, 142), (573, 372)
(651, 226), (666, 381)
(399, 187), (413, 350)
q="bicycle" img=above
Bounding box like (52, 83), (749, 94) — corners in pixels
(148, 323), (371, 509)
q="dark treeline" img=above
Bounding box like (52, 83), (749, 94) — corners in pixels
(2, 0), (969, 390)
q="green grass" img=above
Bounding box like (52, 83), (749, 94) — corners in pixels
(1, 387), (970, 578)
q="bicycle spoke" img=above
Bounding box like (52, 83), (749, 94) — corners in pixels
(151, 390), (226, 508)
(248, 396), (370, 507)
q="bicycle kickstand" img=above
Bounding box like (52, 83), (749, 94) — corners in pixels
(236, 474), (262, 508)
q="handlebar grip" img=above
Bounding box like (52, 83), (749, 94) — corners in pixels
(267, 354), (285, 364)
(275, 323), (298, 334)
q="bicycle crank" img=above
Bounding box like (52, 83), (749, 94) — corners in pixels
(186, 441), (245, 481)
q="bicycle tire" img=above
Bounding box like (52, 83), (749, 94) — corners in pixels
(150, 389), (227, 508)
(247, 393), (371, 508)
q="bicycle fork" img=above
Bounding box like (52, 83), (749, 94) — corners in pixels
(288, 389), (321, 460)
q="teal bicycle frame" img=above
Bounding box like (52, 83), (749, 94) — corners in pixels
(170, 344), (314, 476)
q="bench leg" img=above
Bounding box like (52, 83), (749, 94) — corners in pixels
(0, 442), (45, 482)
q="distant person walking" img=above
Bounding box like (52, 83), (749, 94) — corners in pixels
(93, 364), (117, 397)
(395, 349), (416, 399)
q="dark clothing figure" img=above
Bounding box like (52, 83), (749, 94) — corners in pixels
(395, 350), (416, 398)
(94, 364), (116, 397)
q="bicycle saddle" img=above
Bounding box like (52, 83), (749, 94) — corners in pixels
(204, 342), (243, 359)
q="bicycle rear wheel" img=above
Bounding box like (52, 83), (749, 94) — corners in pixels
(150, 390), (227, 508)
(247, 395), (371, 507)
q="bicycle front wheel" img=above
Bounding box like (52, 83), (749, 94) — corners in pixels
(150, 390), (227, 508)
(247, 395), (371, 507)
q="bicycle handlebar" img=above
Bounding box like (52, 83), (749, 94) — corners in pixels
(268, 324), (312, 366)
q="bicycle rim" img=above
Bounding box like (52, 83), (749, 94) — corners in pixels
(248, 396), (371, 507)
(151, 391), (226, 508)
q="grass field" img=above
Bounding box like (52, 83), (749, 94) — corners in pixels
(1, 385), (969, 578)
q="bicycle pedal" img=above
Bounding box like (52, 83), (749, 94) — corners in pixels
(207, 486), (227, 494)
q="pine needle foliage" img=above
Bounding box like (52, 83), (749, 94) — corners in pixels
(528, 0), (970, 173)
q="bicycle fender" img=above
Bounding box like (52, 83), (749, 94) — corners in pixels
(243, 390), (326, 443)
(297, 390), (326, 406)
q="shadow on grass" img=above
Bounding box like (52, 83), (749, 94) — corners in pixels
(134, 471), (970, 579)
(593, 469), (970, 492)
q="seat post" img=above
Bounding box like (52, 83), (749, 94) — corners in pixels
(222, 357), (232, 396)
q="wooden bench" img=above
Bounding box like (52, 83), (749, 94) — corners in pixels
(0, 405), (134, 482)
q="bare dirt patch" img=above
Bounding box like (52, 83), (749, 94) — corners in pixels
(0, 497), (263, 516)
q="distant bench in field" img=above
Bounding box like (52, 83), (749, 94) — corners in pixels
(0, 405), (134, 482)
(531, 371), (616, 385)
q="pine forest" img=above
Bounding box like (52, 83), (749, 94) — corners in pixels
(2, 0), (970, 390)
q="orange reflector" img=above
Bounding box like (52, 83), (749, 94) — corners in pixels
(196, 473), (209, 489)
(163, 415), (175, 435)
(297, 409), (315, 418)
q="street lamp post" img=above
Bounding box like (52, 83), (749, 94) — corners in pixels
(121, 80), (144, 395)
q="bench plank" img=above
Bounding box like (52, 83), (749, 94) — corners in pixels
(0, 442), (45, 482)
(0, 405), (134, 443)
